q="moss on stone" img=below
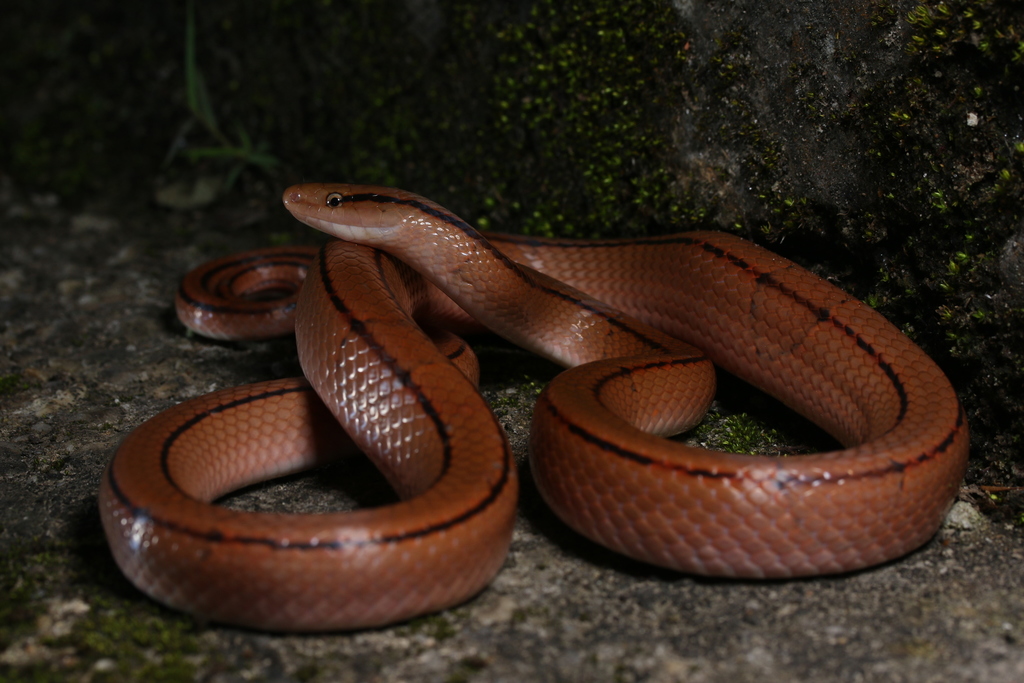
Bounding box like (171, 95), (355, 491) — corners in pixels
(404, 612), (458, 641)
(481, 0), (691, 236)
(904, 0), (1024, 59)
(0, 539), (204, 682)
(0, 374), (29, 395)
(688, 411), (790, 456)
(842, 0), (1024, 480)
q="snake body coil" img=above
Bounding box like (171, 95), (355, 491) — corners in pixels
(98, 184), (969, 631)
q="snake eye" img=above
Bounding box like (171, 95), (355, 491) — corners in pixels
(325, 192), (344, 208)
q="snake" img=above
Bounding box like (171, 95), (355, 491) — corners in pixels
(98, 183), (969, 631)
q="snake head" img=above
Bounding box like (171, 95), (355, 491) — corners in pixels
(284, 182), (495, 289)
(283, 183), (443, 245)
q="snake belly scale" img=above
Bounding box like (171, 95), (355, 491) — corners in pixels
(97, 183), (969, 631)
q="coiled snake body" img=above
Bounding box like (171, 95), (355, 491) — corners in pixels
(98, 184), (969, 631)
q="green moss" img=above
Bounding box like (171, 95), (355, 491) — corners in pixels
(405, 613), (458, 641)
(53, 609), (199, 682)
(905, 0), (1024, 59)
(0, 542), (52, 650)
(0, 373), (29, 395)
(294, 663), (321, 682)
(446, 656), (489, 683)
(696, 30), (813, 238)
(2, 0), (707, 233)
(689, 411), (799, 456)
(0, 539), (205, 682)
(479, 0), (692, 236)
(841, 0), (1024, 480)
(491, 379), (546, 409)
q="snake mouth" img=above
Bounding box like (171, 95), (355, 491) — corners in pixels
(296, 213), (401, 243)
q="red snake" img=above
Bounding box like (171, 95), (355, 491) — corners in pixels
(98, 183), (969, 631)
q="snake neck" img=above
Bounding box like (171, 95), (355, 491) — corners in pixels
(403, 219), (532, 303)
(283, 183), (679, 367)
